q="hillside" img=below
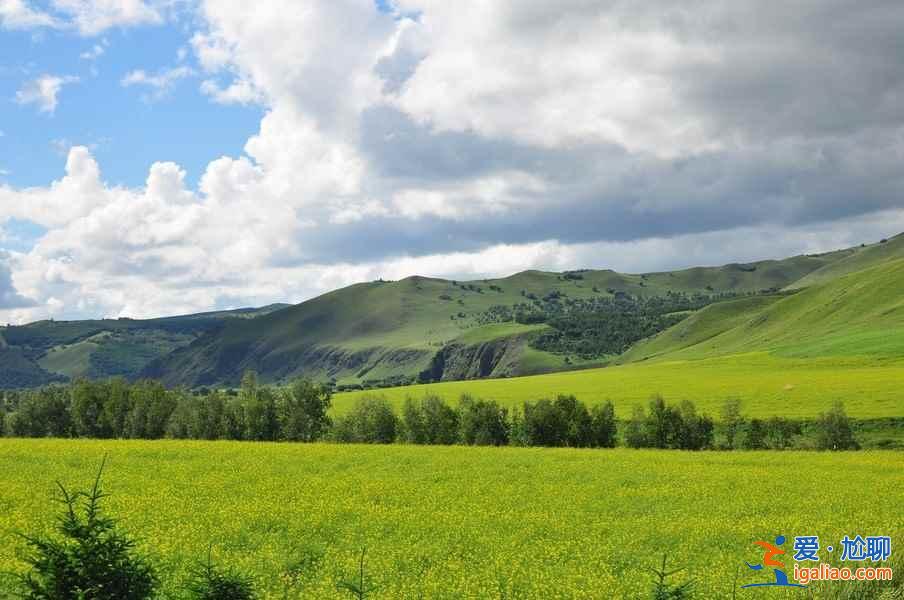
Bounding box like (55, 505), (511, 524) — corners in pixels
(623, 257), (904, 363)
(142, 249), (854, 387)
(3, 234), (902, 390)
(0, 304), (288, 388)
(786, 232), (904, 289)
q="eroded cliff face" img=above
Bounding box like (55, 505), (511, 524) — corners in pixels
(419, 333), (536, 382)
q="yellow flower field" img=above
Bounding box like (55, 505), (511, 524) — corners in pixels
(0, 439), (901, 598)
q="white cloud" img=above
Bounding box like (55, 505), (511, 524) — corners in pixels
(1, 0), (162, 34)
(2, 0), (904, 325)
(51, 0), (161, 36)
(199, 78), (262, 105)
(0, 0), (60, 30)
(80, 38), (108, 60)
(121, 65), (193, 100)
(15, 75), (79, 114)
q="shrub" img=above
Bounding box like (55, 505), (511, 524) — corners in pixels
(401, 395), (458, 445)
(16, 459), (157, 599)
(644, 395), (682, 449)
(521, 395), (594, 447)
(186, 551), (256, 600)
(719, 398), (744, 450)
(280, 379), (332, 442)
(522, 399), (568, 447)
(675, 401), (714, 451)
(764, 417), (801, 449)
(816, 401), (860, 450)
(625, 405), (648, 448)
(649, 554), (694, 599)
(332, 396), (398, 444)
(740, 418), (766, 450)
(590, 401), (617, 448)
(457, 395), (508, 446)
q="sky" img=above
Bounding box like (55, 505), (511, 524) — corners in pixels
(1, 0), (904, 323)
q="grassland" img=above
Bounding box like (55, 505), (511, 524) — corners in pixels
(0, 439), (900, 599)
(335, 352), (904, 420)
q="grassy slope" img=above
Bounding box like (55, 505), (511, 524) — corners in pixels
(335, 352), (904, 419)
(335, 257), (904, 418)
(786, 232), (904, 289)
(149, 251), (849, 386)
(1, 440), (900, 599)
(0, 305), (287, 385)
(625, 258), (904, 362)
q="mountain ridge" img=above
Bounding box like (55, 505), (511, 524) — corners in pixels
(2, 235), (902, 389)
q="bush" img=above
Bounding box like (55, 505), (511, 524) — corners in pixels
(457, 395), (508, 446)
(626, 396), (713, 450)
(719, 398), (744, 450)
(332, 396), (398, 444)
(17, 459), (157, 599)
(624, 405), (648, 448)
(590, 401), (617, 448)
(520, 395), (595, 447)
(186, 552), (256, 600)
(401, 395), (458, 445)
(816, 401), (859, 450)
(674, 401), (714, 451)
(740, 418), (766, 449)
(280, 379), (332, 442)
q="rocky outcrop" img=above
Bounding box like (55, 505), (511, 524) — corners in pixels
(419, 332), (535, 382)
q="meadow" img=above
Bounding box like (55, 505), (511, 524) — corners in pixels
(334, 352), (904, 420)
(0, 439), (901, 598)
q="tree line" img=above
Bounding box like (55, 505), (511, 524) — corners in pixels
(0, 372), (860, 450)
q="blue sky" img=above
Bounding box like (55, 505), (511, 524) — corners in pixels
(0, 15), (260, 191)
(2, 0), (904, 323)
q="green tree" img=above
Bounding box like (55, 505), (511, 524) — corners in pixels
(556, 394), (593, 447)
(186, 551), (255, 600)
(457, 395), (508, 446)
(420, 394), (459, 445)
(644, 395), (680, 449)
(71, 380), (112, 438)
(127, 381), (176, 439)
(279, 379), (332, 442)
(192, 392), (226, 440)
(166, 394), (194, 439)
(590, 401), (617, 448)
(401, 397), (427, 444)
(816, 401), (859, 450)
(332, 396), (398, 444)
(522, 399), (566, 446)
(675, 400), (714, 450)
(17, 460), (157, 599)
(222, 397), (246, 441)
(720, 398), (744, 450)
(9, 389), (71, 438)
(103, 378), (132, 439)
(741, 418), (766, 449)
(624, 405), (648, 448)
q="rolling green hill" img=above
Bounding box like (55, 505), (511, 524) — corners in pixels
(4, 234), (903, 390)
(786, 232), (904, 289)
(142, 248), (853, 387)
(0, 304), (288, 387)
(624, 257), (904, 363)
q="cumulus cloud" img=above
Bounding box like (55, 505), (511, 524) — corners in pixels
(3, 0), (904, 323)
(15, 75), (79, 114)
